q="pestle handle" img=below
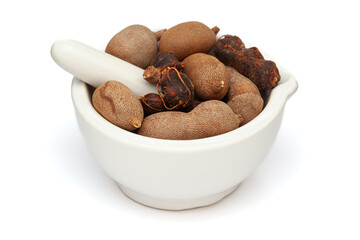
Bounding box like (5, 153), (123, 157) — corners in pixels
(50, 39), (156, 96)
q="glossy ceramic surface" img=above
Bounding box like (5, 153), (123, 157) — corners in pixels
(71, 55), (297, 210)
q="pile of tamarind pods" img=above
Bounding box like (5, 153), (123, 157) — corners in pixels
(92, 21), (281, 140)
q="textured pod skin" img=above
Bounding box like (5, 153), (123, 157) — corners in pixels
(183, 53), (229, 100)
(92, 81), (144, 131)
(226, 66), (261, 101)
(159, 21), (216, 61)
(182, 98), (203, 112)
(138, 100), (241, 140)
(105, 25), (157, 69)
(227, 93), (263, 125)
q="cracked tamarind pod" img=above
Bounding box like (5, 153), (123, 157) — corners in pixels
(157, 67), (194, 110)
(143, 52), (183, 84)
(139, 93), (167, 117)
(214, 35), (280, 90)
(215, 34), (264, 59)
(140, 66), (194, 116)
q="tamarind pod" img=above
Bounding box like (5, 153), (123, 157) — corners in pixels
(214, 35), (280, 90)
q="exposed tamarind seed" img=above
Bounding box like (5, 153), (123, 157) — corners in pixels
(157, 67), (194, 110)
(139, 93), (167, 117)
(214, 35), (280, 90)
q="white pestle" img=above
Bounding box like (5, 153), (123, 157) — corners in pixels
(50, 39), (157, 96)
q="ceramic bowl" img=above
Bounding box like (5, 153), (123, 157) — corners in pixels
(71, 54), (297, 210)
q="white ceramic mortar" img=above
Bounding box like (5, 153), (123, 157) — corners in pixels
(71, 59), (297, 210)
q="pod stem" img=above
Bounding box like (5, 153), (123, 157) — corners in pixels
(131, 118), (142, 129)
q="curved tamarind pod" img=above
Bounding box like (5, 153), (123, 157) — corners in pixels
(214, 35), (280, 90)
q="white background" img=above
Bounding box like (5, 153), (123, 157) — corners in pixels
(1, 0), (359, 239)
